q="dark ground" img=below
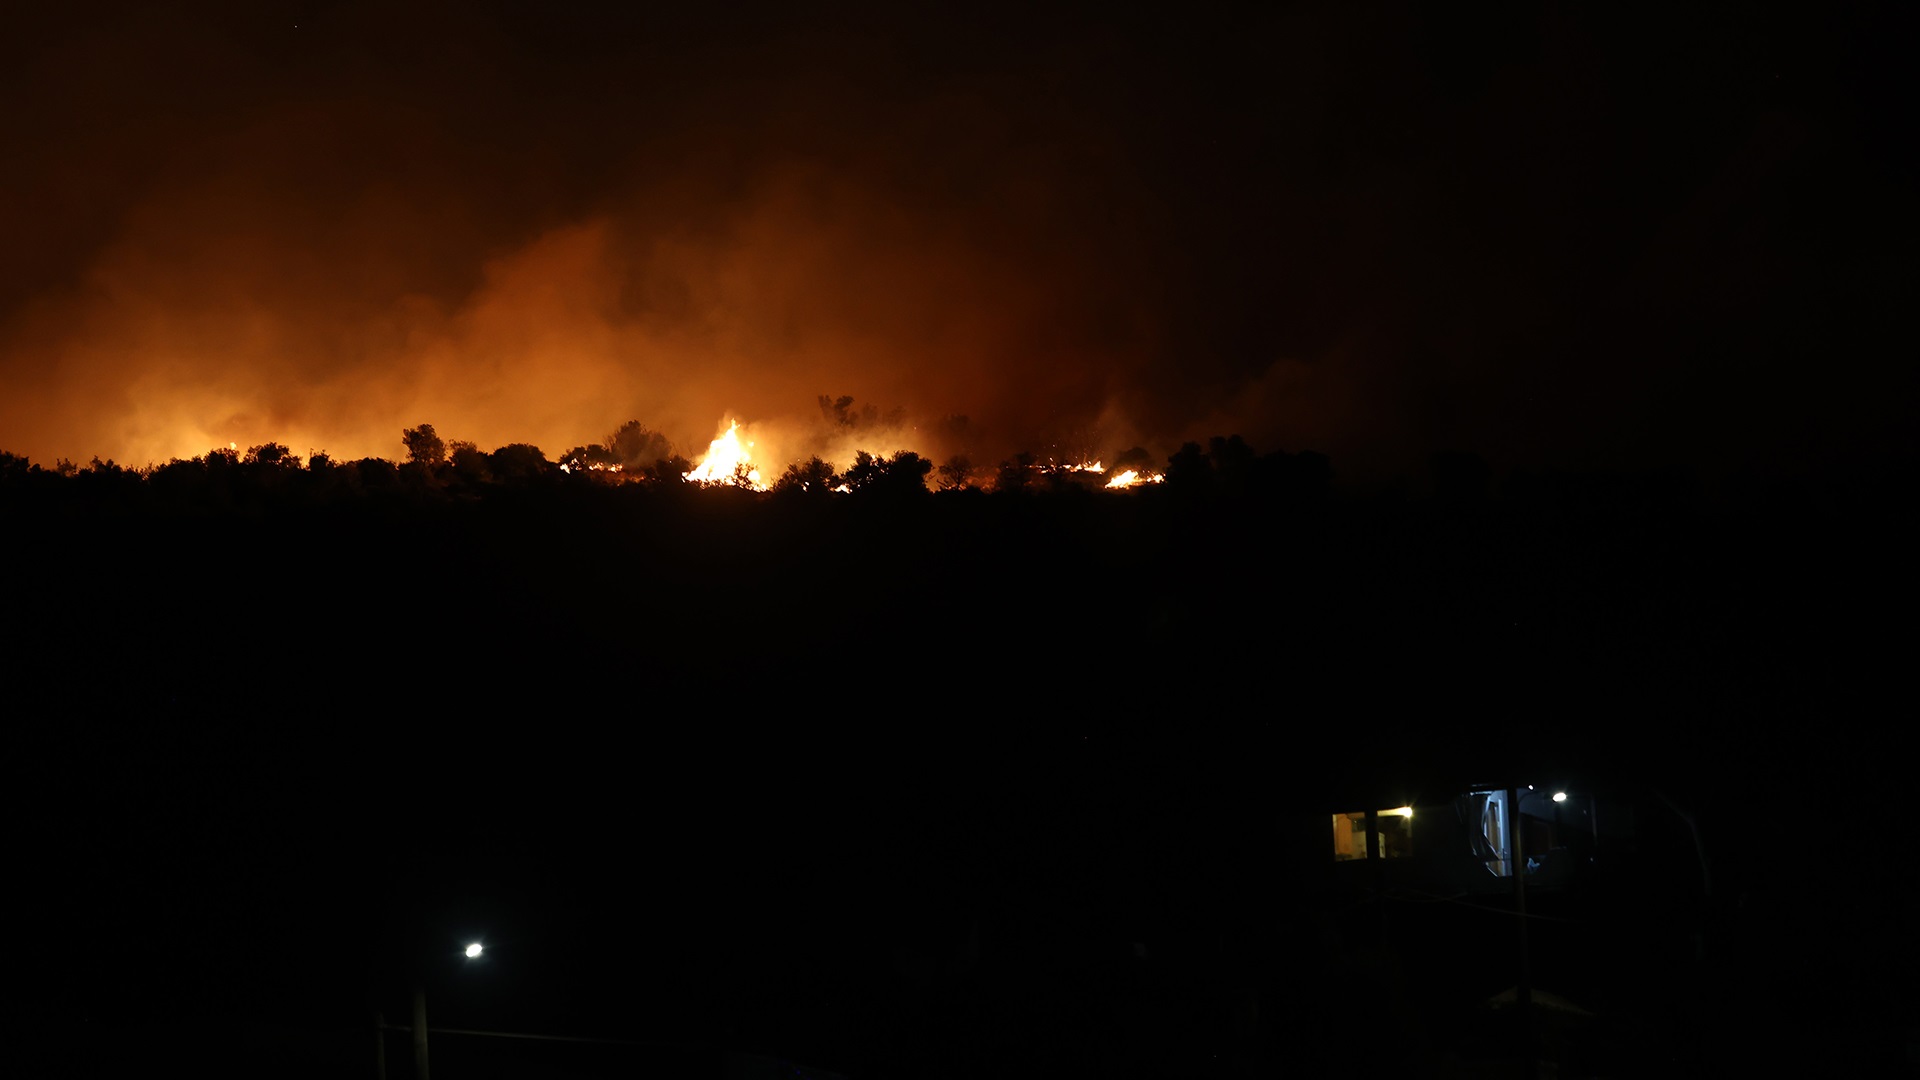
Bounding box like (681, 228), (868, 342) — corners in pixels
(6, 470), (1914, 1077)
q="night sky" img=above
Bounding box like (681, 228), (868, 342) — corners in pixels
(4, 2), (1909, 480)
(8, 3), (1915, 1077)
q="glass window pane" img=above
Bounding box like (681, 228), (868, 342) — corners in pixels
(1465, 790), (1512, 876)
(1331, 812), (1368, 861)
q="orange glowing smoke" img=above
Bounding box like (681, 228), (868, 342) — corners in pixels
(684, 421), (766, 489)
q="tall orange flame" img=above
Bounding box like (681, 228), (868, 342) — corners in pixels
(684, 421), (766, 489)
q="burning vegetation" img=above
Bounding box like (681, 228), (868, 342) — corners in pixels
(0, 393), (1334, 506)
(683, 422), (765, 490)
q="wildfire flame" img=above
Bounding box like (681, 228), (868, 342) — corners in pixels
(572, 413), (1173, 494)
(684, 421), (766, 489)
(1104, 469), (1163, 489)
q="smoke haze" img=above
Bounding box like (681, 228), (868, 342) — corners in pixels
(3, 2), (1908, 478)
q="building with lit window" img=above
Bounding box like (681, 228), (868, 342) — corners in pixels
(1323, 782), (1616, 896)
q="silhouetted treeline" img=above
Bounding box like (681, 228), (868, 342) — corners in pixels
(6, 429), (1909, 788)
(0, 430), (1336, 506)
(6, 432), (1909, 749)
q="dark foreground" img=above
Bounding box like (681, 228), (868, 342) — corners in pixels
(8, 474), (1914, 1076)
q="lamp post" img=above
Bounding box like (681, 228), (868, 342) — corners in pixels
(370, 943), (851, 1080)
(378, 941), (484, 1080)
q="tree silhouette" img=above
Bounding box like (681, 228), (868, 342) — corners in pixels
(844, 451), (932, 496)
(937, 455), (974, 491)
(639, 454), (692, 487)
(775, 456), (839, 495)
(559, 443), (618, 473)
(488, 444), (551, 483)
(448, 440), (491, 485)
(243, 442), (300, 469)
(818, 394), (904, 430)
(819, 394), (857, 425)
(1208, 435), (1256, 494)
(75, 456), (142, 500)
(353, 456), (399, 489)
(887, 451), (934, 494)
(606, 421), (673, 470)
(1165, 442), (1211, 491)
(843, 451), (885, 490)
(1264, 448), (1332, 500)
(996, 452), (1036, 492)
(402, 424), (446, 467)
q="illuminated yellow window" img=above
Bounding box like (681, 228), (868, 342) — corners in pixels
(1332, 812), (1368, 860)
(1331, 807), (1414, 861)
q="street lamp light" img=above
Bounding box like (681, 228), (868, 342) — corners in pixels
(378, 941), (484, 1080)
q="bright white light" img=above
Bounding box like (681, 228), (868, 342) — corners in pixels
(1385, 806), (1413, 818)
(1552, 792), (1567, 803)
(465, 943), (483, 958)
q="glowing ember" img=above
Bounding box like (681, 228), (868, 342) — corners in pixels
(685, 421), (766, 489)
(1031, 459), (1106, 475)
